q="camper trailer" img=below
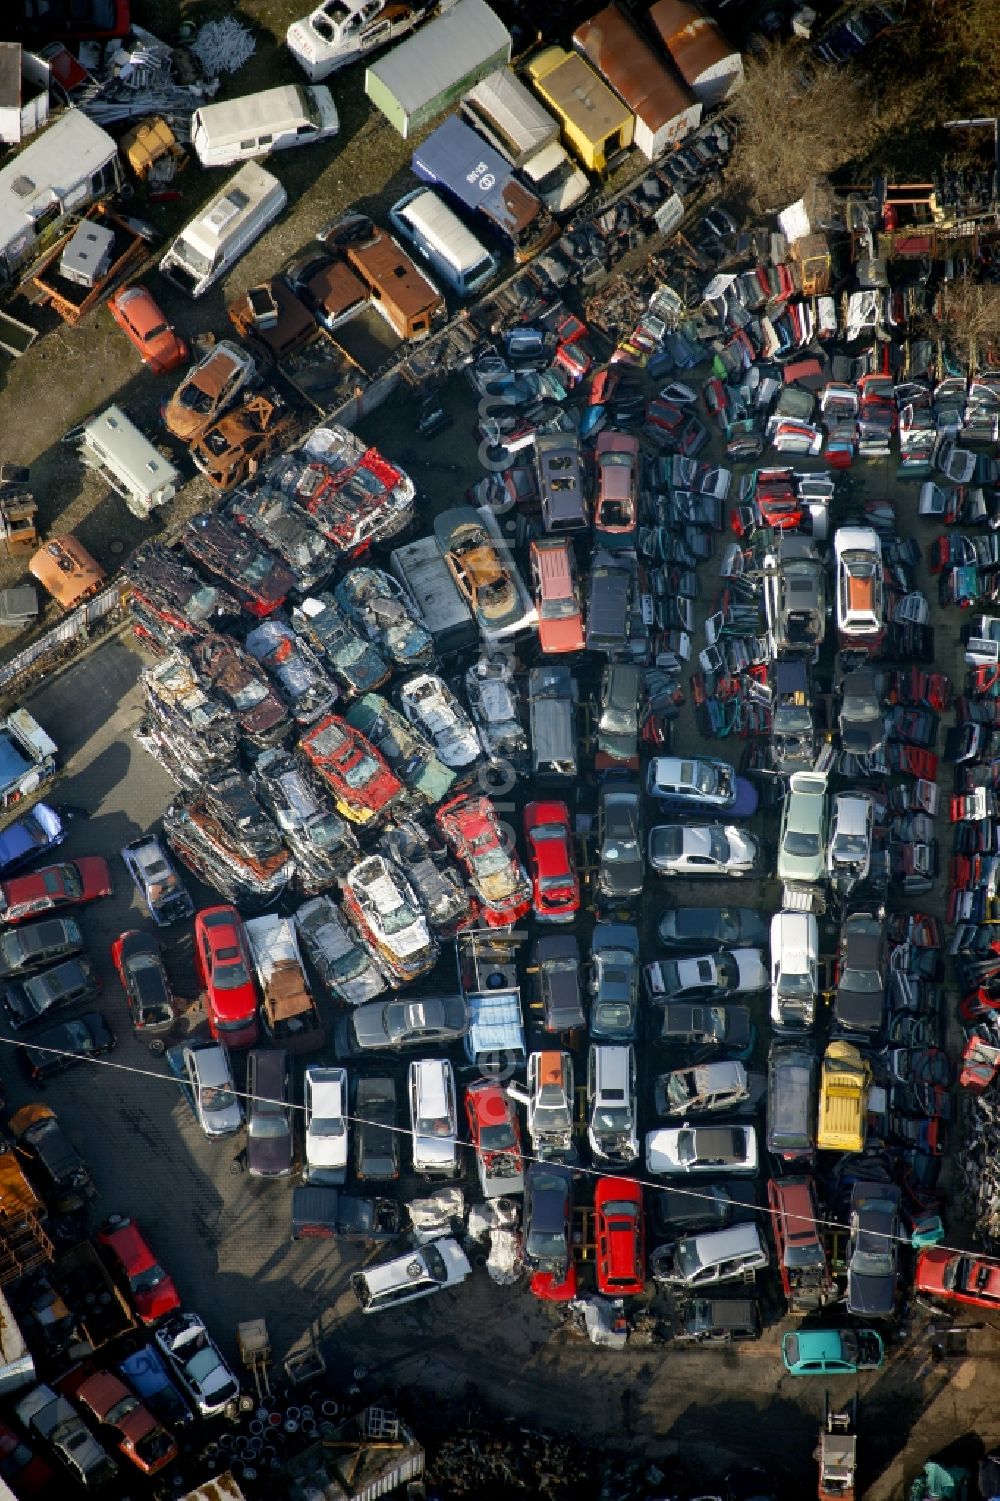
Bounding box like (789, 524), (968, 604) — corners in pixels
(159, 162), (287, 298)
(0, 110), (121, 289)
(411, 114), (558, 262)
(80, 405), (180, 518)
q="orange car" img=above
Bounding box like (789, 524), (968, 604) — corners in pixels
(73, 1370), (177, 1475)
(107, 286), (187, 374)
(163, 340), (257, 443)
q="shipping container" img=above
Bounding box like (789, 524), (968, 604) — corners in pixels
(365, 0), (510, 139)
(525, 47), (633, 174)
(647, 0), (744, 109)
(573, 4), (702, 161)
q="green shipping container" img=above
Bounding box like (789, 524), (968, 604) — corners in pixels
(365, 0), (511, 140)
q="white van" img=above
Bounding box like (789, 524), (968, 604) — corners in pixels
(159, 162), (287, 299)
(408, 1058), (459, 1177)
(350, 1237), (472, 1314)
(80, 405), (180, 519)
(389, 187), (497, 298)
(191, 84), (339, 168)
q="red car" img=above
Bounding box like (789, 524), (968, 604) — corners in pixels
(194, 905), (258, 1048)
(594, 1176), (645, 1297)
(108, 286), (188, 375)
(524, 801), (579, 923)
(915, 1248), (1000, 1311)
(298, 714), (403, 827)
(0, 858), (111, 924)
(436, 796), (531, 928)
(465, 1079), (524, 1198)
(97, 1216), (180, 1325)
(530, 1264), (578, 1302)
(0, 1418), (53, 1496)
(73, 1369), (177, 1475)
(593, 430), (639, 550)
(529, 537), (585, 655)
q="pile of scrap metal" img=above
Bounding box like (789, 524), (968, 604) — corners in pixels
(163, 768), (294, 905)
(379, 819), (475, 935)
(271, 426), (415, 558)
(252, 748), (359, 891)
(123, 542), (240, 653)
(136, 649), (239, 787)
(73, 25), (220, 130)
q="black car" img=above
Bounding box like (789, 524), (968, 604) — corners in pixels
(652, 1002), (754, 1054)
(114, 930), (176, 1036)
(20, 1011), (115, 1083)
(839, 667), (885, 756)
(3, 956), (101, 1030)
(10, 1104), (93, 1211)
(656, 908), (768, 953)
(337, 995), (468, 1054)
(596, 664), (642, 764)
(596, 782), (644, 906)
(533, 933), (585, 1033)
(833, 912), (886, 1037)
(650, 1180), (758, 1238)
(0, 917), (84, 980)
(247, 1049), (294, 1178)
(846, 1181), (901, 1318)
(354, 1075), (400, 1181)
(523, 1163), (573, 1277)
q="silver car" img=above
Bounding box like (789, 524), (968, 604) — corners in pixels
(184, 1042), (243, 1138)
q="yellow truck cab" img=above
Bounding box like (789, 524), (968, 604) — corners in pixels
(817, 1040), (871, 1153)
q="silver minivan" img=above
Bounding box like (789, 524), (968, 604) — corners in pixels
(650, 1222), (768, 1288)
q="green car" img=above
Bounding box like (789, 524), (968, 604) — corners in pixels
(782, 1328), (884, 1376)
(345, 695), (455, 808)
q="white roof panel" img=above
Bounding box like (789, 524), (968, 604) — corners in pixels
(367, 0), (510, 117)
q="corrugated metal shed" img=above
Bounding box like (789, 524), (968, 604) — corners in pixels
(573, 4), (701, 160)
(365, 0), (511, 139)
(647, 0), (744, 109)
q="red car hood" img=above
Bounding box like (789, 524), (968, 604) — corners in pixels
(75, 857), (113, 899)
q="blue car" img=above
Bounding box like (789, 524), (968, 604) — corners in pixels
(118, 1345), (192, 1427)
(781, 1328), (884, 1375)
(0, 803), (63, 876)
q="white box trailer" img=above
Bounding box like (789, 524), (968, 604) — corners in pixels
(460, 67), (587, 215)
(0, 110), (121, 289)
(80, 405), (180, 519)
(159, 161), (287, 298)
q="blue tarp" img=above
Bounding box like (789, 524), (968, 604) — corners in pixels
(0, 803), (63, 876)
(464, 987), (525, 1064)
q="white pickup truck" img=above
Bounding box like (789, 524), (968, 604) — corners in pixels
(244, 913), (325, 1053)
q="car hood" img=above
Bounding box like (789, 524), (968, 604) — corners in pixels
(733, 950), (768, 991)
(249, 1134), (294, 1176)
(414, 1131), (456, 1166)
(847, 1269), (895, 1317)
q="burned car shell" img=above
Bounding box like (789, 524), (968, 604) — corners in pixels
(124, 542), (240, 649)
(182, 512), (295, 618)
(188, 632), (289, 746)
(245, 617), (338, 725)
(380, 819), (474, 935)
(342, 854), (439, 985)
(465, 656), (528, 767)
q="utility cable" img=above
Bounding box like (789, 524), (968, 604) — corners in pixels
(0, 1030), (976, 1265)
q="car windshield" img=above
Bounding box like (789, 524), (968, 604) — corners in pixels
(666, 1073), (694, 1107)
(132, 1261), (170, 1295)
(784, 830), (820, 856)
(230, 680), (267, 711)
(853, 1244), (893, 1276)
(417, 1115), (451, 1136)
(542, 596), (578, 620)
(213, 960), (251, 989)
(526, 1229), (565, 1259)
(381, 899), (419, 936)
(343, 754), (378, 789)
(841, 966), (882, 992)
(697, 763), (731, 796)
(834, 833), (869, 858)
(536, 1100), (571, 1130)
(601, 701), (634, 734)
(594, 1106), (632, 1132)
(708, 829), (732, 863)
(251, 1114), (289, 1139)
(779, 971), (814, 999)
(202, 1085), (236, 1113)
(674, 1240), (704, 1277)
(50, 866), (81, 898)
(479, 1121), (516, 1150)
(843, 691), (879, 718)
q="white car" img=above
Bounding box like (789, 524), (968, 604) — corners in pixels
(827, 793), (874, 895)
(398, 673), (482, 770)
(648, 824), (764, 878)
(464, 656), (527, 764)
(776, 772), (828, 888)
(408, 1058), (459, 1177)
(834, 526), (884, 645)
(351, 1236), (471, 1314)
(655, 1060), (754, 1117)
(343, 855), (438, 985)
(586, 1043), (639, 1165)
(183, 1043), (242, 1139)
(645, 949), (767, 1004)
(303, 1065), (349, 1185)
(509, 1050), (574, 1159)
(645, 1123), (758, 1176)
(155, 1311), (240, 1418)
(769, 910), (819, 1030)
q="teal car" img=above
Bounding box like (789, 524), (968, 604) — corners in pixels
(782, 1328), (884, 1376)
(345, 695), (455, 808)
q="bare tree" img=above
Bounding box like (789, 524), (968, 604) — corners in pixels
(938, 275), (1000, 373)
(727, 42), (883, 212)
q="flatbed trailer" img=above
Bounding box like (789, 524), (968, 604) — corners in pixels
(29, 206), (149, 326)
